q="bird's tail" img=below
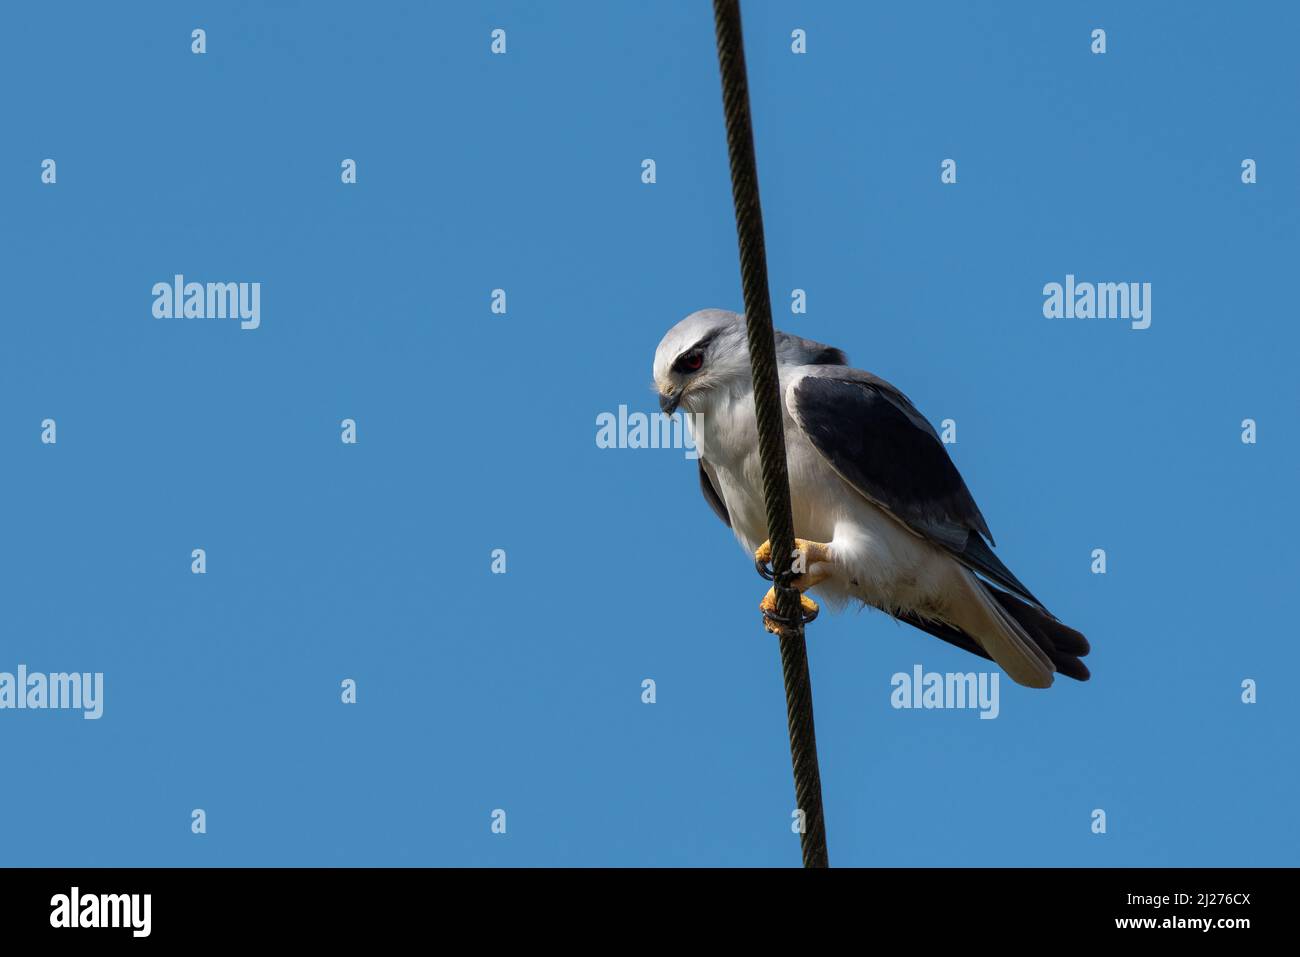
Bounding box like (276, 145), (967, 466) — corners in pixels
(949, 570), (1058, 688)
(987, 587), (1091, 682)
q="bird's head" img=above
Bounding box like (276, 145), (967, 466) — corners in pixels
(652, 309), (751, 415)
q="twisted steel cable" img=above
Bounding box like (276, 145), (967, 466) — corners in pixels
(712, 0), (829, 868)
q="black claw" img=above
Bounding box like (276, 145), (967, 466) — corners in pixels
(761, 595), (818, 630)
(755, 558), (775, 581)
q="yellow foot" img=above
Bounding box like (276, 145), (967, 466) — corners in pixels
(753, 538), (833, 635)
(760, 587), (820, 635)
(754, 538), (833, 583)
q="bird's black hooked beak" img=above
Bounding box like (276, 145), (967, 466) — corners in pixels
(659, 390), (681, 415)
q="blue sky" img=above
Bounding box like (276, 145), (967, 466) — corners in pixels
(0, 1), (1295, 866)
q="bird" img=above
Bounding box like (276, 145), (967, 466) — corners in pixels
(652, 308), (1089, 689)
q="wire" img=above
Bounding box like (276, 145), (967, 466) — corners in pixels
(711, 0), (829, 868)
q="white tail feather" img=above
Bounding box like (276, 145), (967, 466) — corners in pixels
(951, 569), (1055, 689)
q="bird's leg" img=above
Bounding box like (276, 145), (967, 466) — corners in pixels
(754, 539), (833, 635)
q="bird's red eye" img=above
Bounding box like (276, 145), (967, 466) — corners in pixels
(676, 349), (705, 373)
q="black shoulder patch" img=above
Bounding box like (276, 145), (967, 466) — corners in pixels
(811, 346), (848, 366)
(792, 375), (965, 517)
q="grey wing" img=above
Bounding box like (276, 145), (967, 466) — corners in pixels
(787, 369), (1044, 610)
(698, 459), (731, 527)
